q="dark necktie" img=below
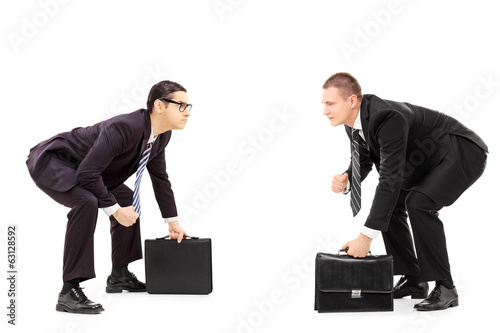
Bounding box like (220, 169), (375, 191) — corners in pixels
(350, 128), (361, 217)
(132, 143), (152, 217)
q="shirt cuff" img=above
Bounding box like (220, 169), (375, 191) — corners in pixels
(164, 216), (178, 223)
(343, 179), (351, 194)
(102, 204), (120, 217)
(361, 226), (381, 240)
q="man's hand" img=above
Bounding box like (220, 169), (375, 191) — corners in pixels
(332, 173), (348, 193)
(342, 233), (372, 258)
(168, 220), (187, 243)
(113, 206), (139, 227)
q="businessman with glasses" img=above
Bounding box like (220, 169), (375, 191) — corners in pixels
(26, 80), (191, 314)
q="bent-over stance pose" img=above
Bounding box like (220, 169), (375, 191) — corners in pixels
(27, 80), (191, 314)
(323, 73), (487, 311)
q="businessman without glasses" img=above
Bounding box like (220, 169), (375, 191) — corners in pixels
(323, 73), (488, 311)
(26, 80), (190, 314)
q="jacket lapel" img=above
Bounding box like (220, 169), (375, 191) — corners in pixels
(135, 110), (152, 166)
(360, 97), (370, 152)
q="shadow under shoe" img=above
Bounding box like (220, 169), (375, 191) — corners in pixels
(393, 276), (429, 299)
(56, 287), (104, 314)
(414, 284), (459, 311)
(106, 272), (146, 293)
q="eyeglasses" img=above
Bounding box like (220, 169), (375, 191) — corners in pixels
(158, 98), (192, 112)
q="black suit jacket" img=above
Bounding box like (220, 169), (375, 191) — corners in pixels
(344, 94), (488, 231)
(26, 109), (177, 218)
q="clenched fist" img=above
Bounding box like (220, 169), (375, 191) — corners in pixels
(331, 173), (348, 193)
(113, 206), (139, 227)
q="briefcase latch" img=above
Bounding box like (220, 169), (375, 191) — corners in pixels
(351, 290), (362, 298)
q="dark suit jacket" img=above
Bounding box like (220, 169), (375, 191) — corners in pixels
(26, 109), (177, 218)
(344, 94), (488, 232)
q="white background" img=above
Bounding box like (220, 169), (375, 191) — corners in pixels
(1, 0), (499, 332)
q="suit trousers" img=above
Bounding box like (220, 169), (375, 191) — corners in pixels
(382, 135), (487, 282)
(36, 182), (143, 282)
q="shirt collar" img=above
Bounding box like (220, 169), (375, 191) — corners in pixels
(352, 107), (362, 130)
(147, 125), (156, 145)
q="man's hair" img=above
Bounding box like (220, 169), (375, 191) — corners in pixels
(147, 80), (187, 113)
(322, 72), (362, 101)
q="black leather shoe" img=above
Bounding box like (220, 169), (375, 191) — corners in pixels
(414, 284), (459, 311)
(56, 287), (104, 314)
(106, 272), (146, 293)
(393, 276), (429, 299)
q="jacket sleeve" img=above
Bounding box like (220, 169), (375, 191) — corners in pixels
(146, 142), (178, 219)
(364, 111), (408, 231)
(75, 124), (129, 208)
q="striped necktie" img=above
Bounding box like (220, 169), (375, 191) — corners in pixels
(350, 128), (361, 217)
(132, 143), (152, 217)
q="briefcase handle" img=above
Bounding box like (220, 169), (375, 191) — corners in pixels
(156, 235), (200, 240)
(338, 248), (372, 256)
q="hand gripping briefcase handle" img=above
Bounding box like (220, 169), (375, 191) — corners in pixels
(155, 235), (200, 240)
(338, 248), (372, 256)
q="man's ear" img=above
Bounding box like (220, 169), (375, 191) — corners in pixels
(349, 94), (358, 108)
(153, 99), (163, 113)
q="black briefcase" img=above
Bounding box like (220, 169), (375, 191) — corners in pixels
(314, 251), (393, 312)
(145, 235), (213, 294)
